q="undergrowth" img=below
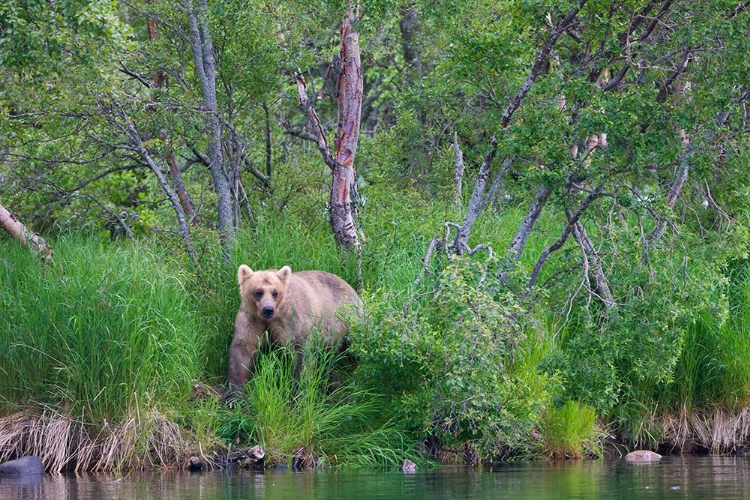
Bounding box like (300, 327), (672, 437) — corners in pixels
(2, 191), (750, 470)
(218, 339), (419, 468)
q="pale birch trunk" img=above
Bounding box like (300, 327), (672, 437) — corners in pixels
(185, 0), (234, 260)
(0, 203), (53, 259)
(295, 2), (363, 254)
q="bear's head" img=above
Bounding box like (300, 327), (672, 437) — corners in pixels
(238, 265), (291, 321)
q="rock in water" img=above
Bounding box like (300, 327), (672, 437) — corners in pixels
(402, 459), (417, 473)
(625, 450), (662, 463)
(240, 445), (266, 470)
(0, 456), (44, 476)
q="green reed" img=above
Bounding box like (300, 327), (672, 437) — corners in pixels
(0, 236), (204, 425)
(539, 400), (602, 459)
(219, 338), (419, 468)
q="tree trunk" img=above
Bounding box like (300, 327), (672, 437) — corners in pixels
(330, 3), (363, 252)
(527, 189), (600, 290)
(165, 145), (197, 223)
(452, 132), (465, 207)
(451, 145), (510, 255)
(263, 100), (273, 179)
(0, 202), (53, 259)
(509, 185), (553, 260)
(295, 3), (362, 254)
(185, 0), (234, 261)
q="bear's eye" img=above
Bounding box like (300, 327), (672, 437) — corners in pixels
(271, 290), (278, 299)
(253, 290), (263, 299)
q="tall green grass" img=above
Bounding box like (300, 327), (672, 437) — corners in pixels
(539, 401), (602, 460)
(662, 263), (750, 411)
(219, 339), (419, 468)
(0, 236), (204, 424)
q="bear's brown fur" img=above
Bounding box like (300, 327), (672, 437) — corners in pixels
(226, 265), (362, 396)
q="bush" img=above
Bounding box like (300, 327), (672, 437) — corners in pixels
(352, 256), (551, 460)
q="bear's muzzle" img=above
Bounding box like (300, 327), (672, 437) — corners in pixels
(261, 306), (275, 319)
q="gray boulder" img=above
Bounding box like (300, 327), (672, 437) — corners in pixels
(0, 456), (44, 476)
(402, 459), (417, 473)
(624, 450), (662, 463)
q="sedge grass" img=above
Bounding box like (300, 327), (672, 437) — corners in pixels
(655, 263), (750, 412)
(219, 338), (420, 468)
(0, 235), (204, 469)
(539, 401), (603, 460)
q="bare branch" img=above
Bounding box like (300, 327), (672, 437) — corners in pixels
(124, 116), (198, 266)
(295, 72), (337, 170)
(727, 1), (750, 19)
(527, 188), (601, 290)
(117, 64), (152, 88)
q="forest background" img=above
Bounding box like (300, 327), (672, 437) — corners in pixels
(1, 0), (749, 471)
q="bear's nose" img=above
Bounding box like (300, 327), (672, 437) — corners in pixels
(261, 306), (275, 319)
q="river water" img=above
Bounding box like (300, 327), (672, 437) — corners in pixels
(2, 456), (749, 499)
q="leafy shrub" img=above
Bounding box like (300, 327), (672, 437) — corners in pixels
(352, 256), (551, 459)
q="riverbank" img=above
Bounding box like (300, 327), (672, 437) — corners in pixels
(2, 218), (750, 472)
(3, 395), (750, 473)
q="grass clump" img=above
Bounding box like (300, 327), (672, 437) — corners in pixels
(539, 401), (602, 460)
(219, 338), (419, 468)
(0, 236), (204, 470)
(219, 339), (424, 466)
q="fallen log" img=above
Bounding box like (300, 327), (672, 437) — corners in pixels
(0, 202), (53, 260)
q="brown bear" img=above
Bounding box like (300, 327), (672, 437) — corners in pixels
(226, 265), (362, 398)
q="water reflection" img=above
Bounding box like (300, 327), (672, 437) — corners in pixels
(1, 456), (748, 500)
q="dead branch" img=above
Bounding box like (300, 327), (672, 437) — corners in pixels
(527, 188), (601, 290)
(453, 132), (465, 207)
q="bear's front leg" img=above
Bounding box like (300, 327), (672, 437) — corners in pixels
(225, 311), (267, 400)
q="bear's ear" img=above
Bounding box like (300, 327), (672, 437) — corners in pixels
(238, 265), (254, 286)
(277, 266), (292, 282)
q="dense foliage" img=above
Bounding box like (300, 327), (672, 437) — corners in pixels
(1, 0), (749, 469)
